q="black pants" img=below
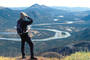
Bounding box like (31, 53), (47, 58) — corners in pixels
(19, 33), (34, 58)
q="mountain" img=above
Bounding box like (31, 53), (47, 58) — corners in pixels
(0, 4), (77, 30)
(23, 4), (78, 24)
(82, 15), (90, 21)
(0, 6), (6, 9)
(52, 6), (90, 12)
(23, 4), (65, 24)
(9, 7), (28, 10)
(72, 10), (90, 19)
(0, 7), (19, 30)
(0, 4), (90, 30)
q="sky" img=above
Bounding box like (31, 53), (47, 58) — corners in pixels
(0, 0), (90, 8)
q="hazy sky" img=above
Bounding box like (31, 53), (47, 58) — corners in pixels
(0, 0), (90, 7)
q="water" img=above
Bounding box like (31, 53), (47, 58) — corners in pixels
(0, 28), (71, 41)
(0, 21), (76, 41)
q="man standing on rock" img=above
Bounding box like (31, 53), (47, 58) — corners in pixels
(17, 12), (37, 60)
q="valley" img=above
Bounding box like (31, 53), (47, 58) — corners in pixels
(0, 4), (90, 58)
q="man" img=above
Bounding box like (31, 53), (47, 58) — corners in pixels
(17, 12), (37, 60)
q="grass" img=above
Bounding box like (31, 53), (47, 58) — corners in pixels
(0, 56), (16, 60)
(0, 52), (90, 60)
(62, 52), (90, 60)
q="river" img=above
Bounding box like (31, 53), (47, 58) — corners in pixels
(0, 21), (79, 41)
(0, 28), (71, 41)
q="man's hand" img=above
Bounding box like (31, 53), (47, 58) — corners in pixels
(25, 16), (29, 18)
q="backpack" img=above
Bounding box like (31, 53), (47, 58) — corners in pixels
(17, 20), (23, 34)
(17, 20), (31, 34)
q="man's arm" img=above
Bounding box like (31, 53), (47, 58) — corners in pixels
(24, 17), (33, 25)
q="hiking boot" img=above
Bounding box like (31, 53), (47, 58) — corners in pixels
(30, 57), (37, 60)
(22, 56), (26, 59)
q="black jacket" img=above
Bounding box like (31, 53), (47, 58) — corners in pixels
(17, 17), (33, 34)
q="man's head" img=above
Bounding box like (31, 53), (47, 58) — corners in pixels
(20, 12), (28, 19)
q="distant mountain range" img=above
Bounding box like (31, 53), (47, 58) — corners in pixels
(10, 5), (90, 12)
(0, 4), (76, 29)
(9, 7), (28, 10)
(0, 4), (90, 30)
(52, 6), (90, 12)
(23, 4), (76, 23)
(0, 7), (19, 29)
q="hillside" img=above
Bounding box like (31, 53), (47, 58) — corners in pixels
(0, 52), (90, 60)
(0, 28), (90, 57)
(39, 28), (90, 56)
(82, 15), (90, 21)
(23, 4), (77, 23)
(0, 4), (78, 30)
(0, 7), (19, 30)
(62, 52), (90, 60)
(52, 6), (90, 12)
